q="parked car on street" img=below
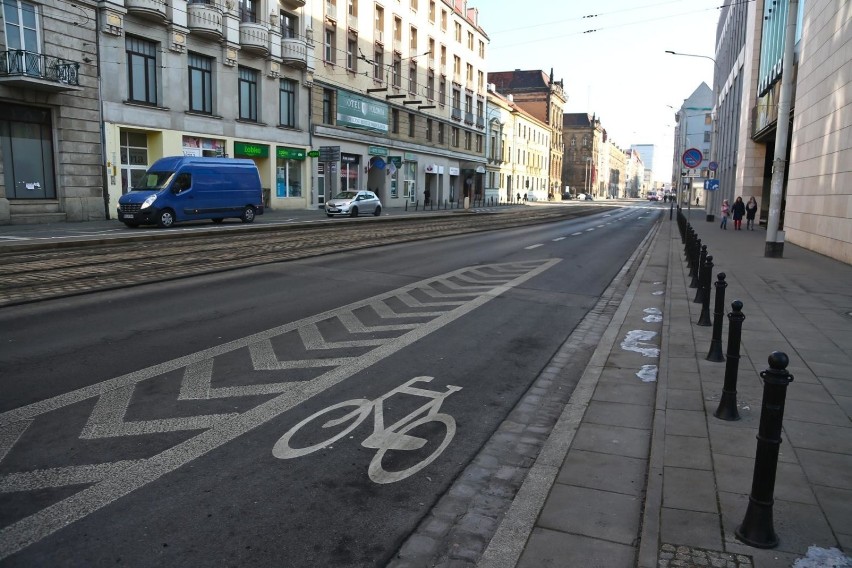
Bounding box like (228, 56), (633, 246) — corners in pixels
(325, 190), (382, 217)
(576, 193), (594, 201)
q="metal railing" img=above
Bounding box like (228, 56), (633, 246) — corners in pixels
(0, 50), (79, 86)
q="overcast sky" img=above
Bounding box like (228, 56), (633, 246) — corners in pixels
(479, 0), (720, 180)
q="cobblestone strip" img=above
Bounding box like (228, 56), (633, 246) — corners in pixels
(658, 544), (754, 568)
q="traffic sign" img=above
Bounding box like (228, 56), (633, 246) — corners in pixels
(704, 179), (720, 191)
(682, 148), (703, 168)
(708, 161), (718, 171)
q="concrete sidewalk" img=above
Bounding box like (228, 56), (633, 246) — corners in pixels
(479, 209), (852, 567)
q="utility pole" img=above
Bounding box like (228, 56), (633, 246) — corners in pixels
(765, 0), (798, 258)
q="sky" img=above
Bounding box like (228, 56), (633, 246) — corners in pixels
(478, 0), (720, 181)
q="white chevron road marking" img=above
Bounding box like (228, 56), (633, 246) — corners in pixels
(0, 260), (560, 559)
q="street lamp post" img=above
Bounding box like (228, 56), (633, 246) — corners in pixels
(665, 50), (721, 223)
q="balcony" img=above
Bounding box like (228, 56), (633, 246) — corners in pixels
(476, 116), (484, 129)
(240, 22), (269, 55)
(0, 50), (80, 92)
(451, 108), (462, 121)
(187, 2), (223, 40)
(281, 37), (308, 69)
(464, 111), (474, 125)
(125, 0), (167, 21)
(279, 0), (305, 7)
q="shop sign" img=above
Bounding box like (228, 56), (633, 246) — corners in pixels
(234, 142), (269, 158)
(319, 146), (341, 162)
(307, 150), (320, 158)
(337, 91), (388, 133)
(404, 152), (417, 161)
(424, 164), (439, 173)
(277, 146), (306, 160)
(448, 167), (460, 175)
(368, 146), (389, 156)
(388, 156), (403, 168)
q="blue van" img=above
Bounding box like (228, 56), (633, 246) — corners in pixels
(117, 156), (264, 228)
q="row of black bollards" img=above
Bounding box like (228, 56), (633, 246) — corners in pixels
(674, 205), (794, 549)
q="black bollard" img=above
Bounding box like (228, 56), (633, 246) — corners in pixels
(715, 300), (745, 421)
(736, 352), (794, 549)
(690, 243), (705, 289)
(706, 273), (727, 361)
(697, 256), (713, 325)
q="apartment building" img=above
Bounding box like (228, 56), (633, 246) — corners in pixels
(624, 148), (645, 198)
(0, 0), (103, 224)
(309, 0), (487, 208)
(488, 69), (565, 199)
(96, 0), (314, 216)
(671, 82), (713, 207)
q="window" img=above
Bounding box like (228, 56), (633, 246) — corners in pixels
(428, 38), (435, 66)
(467, 31), (473, 50)
(375, 5), (384, 36)
(410, 0), (417, 11)
(239, 0), (257, 22)
(373, 47), (384, 80)
(408, 112), (415, 137)
(464, 131), (471, 150)
(324, 27), (336, 63)
(126, 37), (159, 105)
(453, 55), (460, 79)
(440, 45), (446, 68)
(322, 88), (334, 124)
(438, 76), (446, 105)
(347, 33), (357, 71)
(451, 127), (459, 147)
(426, 71), (434, 100)
(281, 11), (298, 38)
(478, 40), (485, 58)
(392, 53), (401, 88)
(391, 108), (399, 133)
(276, 151), (303, 197)
(441, 9), (447, 31)
(394, 16), (402, 42)
(429, 1), (435, 23)
(426, 119), (433, 141)
(188, 52), (213, 114)
(466, 63), (473, 85)
(438, 122), (445, 144)
(464, 94), (472, 114)
(348, 0), (357, 17)
(454, 22), (461, 42)
(279, 78), (297, 127)
(4, 0), (41, 76)
(410, 26), (417, 52)
(451, 88), (460, 111)
(476, 134), (483, 153)
(408, 62), (417, 94)
(238, 66), (258, 121)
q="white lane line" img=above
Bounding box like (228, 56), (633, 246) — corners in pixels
(552, 237), (565, 242)
(571, 232), (583, 236)
(525, 244), (543, 249)
(585, 228), (595, 232)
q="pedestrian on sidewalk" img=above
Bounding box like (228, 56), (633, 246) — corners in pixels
(731, 196), (745, 230)
(424, 187), (431, 206)
(745, 196), (757, 230)
(720, 199), (730, 229)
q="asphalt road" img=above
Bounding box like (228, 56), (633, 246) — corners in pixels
(0, 203), (663, 566)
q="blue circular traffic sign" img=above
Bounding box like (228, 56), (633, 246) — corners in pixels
(682, 148), (703, 168)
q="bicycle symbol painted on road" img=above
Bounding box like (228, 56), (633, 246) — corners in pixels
(272, 377), (462, 484)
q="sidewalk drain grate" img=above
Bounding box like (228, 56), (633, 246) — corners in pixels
(659, 543), (754, 567)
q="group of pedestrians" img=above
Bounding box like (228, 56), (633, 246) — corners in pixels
(719, 196), (758, 230)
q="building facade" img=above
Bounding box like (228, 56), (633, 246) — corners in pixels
(624, 148), (645, 198)
(95, 0), (315, 216)
(631, 143), (657, 191)
(309, 0), (487, 209)
(0, 0), (103, 224)
(561, 112), (602, 198)
(488, 69), (565, 199)
(670, 82), (713, 206)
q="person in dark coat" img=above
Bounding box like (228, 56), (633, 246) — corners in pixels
(745, 196), (758, 230)
(731, 196), (746, 230)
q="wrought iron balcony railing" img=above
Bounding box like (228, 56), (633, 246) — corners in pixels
(0, 50), (79, 86)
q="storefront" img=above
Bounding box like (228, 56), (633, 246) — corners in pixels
(275, 146), (306, 202)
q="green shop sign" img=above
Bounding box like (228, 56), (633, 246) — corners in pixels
(368, 146), (388, 156)
(234, 142), (269, 158)
(307, 150), (320, 158)
(277, 146), (306, 160)
(337, 91), (388, 133)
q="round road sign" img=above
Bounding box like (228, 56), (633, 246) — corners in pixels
(682, 148), (703, 169)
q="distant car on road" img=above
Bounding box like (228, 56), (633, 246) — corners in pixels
(576, 193), (594, 201)
(325, 190), (383, 217)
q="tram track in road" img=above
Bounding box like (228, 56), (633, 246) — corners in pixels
(0, 206), (602, 307)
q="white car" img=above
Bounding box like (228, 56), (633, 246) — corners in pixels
(325, 190), (382, 217)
